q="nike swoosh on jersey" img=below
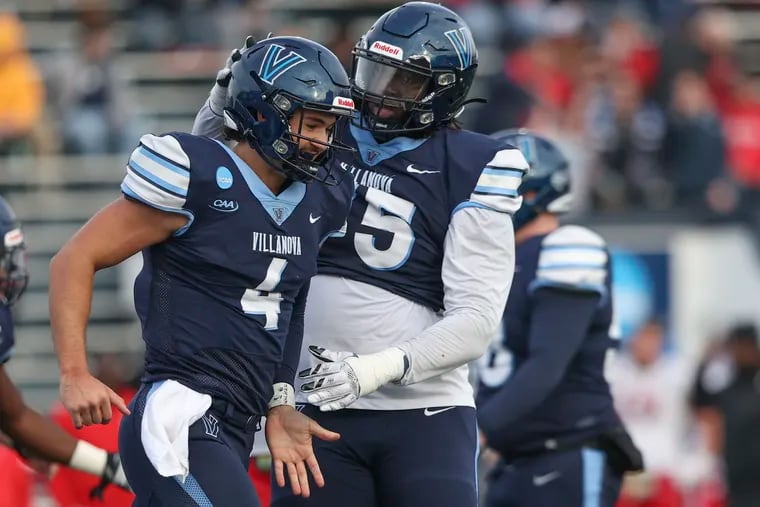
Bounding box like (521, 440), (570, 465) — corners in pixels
(423, 406), (456, 416)
(309, 214), (321, 223)
(406, 164), (440, 174)
(532, 471), (561, 487)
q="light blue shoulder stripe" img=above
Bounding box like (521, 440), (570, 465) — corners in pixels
(128, 161), (188, 197)
(139, 146), (190, 175)
(482, 167), (524, 178)
(474, 185), (518, 197)
(451, 201), (493, 217)
(542, 244), (606, 252)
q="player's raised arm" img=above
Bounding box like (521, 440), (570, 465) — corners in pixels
(50, 136), (190, 428)
(192, 36), (256, 139)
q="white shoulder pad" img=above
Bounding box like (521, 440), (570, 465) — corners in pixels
(467, 148), (527, 214)
(121, 134), (191, 212)
(531, 225), (608, 295)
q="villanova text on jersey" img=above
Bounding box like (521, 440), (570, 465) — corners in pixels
(317, 121), (526, 312)
(121, 132), (353, 416)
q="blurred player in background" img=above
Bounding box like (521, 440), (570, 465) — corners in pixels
(50, 36), (356, 505)
(476, 130), (643, 507)
(194, 3), (527, 506)
(0, 195), (130, 501)
(47, 352), (140, 506)
(608, 319), (694, 507)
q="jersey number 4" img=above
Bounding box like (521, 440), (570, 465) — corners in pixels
(355, 187), (416, 271)
(240, 258), (287, 330)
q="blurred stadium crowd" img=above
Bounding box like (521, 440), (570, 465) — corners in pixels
(1, 0), (760, 506)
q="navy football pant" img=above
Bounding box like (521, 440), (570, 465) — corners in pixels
(485, 447), (623, 507)
(271, 404), (478, 507)
(119, 383), (261, 506)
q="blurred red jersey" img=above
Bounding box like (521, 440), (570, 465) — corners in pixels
(46, 387), (137, 507)
(0, 445), (33, 507)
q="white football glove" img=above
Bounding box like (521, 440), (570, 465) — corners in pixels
(208, 35), (256, 116)
(299, 345), (408, 411)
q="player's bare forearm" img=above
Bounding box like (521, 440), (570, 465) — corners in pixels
(0, 366), (76, 463)
(3, 405), (78, 464)
(50, 197), (184, 373)
(49, 245), (95, 374)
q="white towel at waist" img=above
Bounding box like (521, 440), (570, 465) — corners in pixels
(140, 380), (212, 482)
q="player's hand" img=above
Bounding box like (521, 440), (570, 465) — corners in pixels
(265, 405), (340, 498)
(299, 345), (407, 411)
(59, 371), (130, 429)
(89, 452), (131, 500)
(299, 347), (361, 411)
(208, 35), (256, 115)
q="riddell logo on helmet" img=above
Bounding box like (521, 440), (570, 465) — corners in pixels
(370, 41), (404, 60)
(333, 97), (355, 109)
(4, 228), (23, 248)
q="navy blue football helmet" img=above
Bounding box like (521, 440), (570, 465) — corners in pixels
(0, 196), (28, 306)
(351, 1), (478, 136)
(491, 129), (572, 230)
(223, 36), (355, 184)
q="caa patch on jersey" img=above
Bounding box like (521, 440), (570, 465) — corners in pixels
(121, 134), (195, 234)
(467, 148), (527, 214)
(530, 225), (608, 296)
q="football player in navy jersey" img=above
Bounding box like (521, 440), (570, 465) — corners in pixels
(50, 37), (357, 505)
(0, 196), (130, 498)
(193, 3), (528, 506)
(476, 130), (643, 507)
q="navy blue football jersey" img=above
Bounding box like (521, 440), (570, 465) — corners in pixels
(0, 305), (14, 364)
(477, 225), (621, 452)
(318, 122), (526, 311)
(121, 132), (353, 415)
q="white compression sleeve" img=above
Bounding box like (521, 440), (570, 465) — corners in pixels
(396, 206), (516, 385)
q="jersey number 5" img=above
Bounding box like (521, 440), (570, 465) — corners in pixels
(240, 258), (287, 330)
(355, 187), (416, 270)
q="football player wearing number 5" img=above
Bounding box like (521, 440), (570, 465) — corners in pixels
(193, 3), (528, 506)
(50, 37), (356, 506)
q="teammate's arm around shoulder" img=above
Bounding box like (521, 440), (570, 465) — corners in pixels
(50, 133), (191, 429)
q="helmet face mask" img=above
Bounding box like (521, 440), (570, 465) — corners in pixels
(350, 2), (478, 138)
(0, 199), (29, 307)
(223, 37), (355, 185)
